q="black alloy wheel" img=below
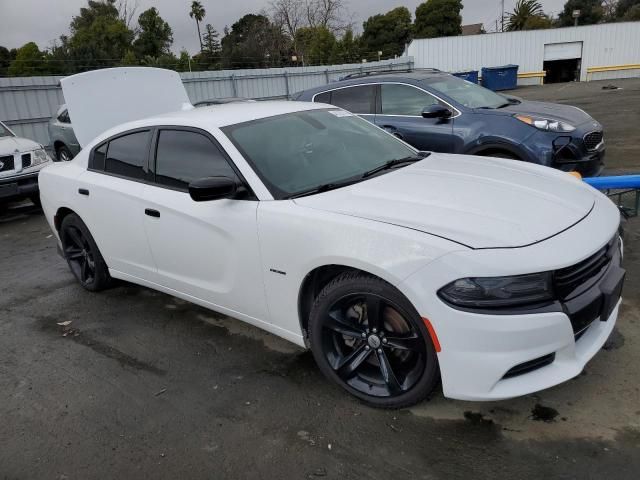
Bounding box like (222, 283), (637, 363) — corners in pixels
(60, 213), (112, 291)
(309, 272), (439, 408)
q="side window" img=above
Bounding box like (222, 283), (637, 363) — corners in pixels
(58, 110), (70, 123)
(155, 129), (236, 190)
(380, 84), (439, 116)
(328, 86), (375, 114)
(105, 130), (151, 180)
(91, 142), (107, 170)
(314, 91), (331, 104)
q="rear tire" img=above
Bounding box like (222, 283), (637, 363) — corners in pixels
(60, 213), (112, 291)
(308, 272), (440, 408)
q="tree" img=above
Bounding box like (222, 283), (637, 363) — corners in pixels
(189, 1), (206, 51)
(557, 0), (603, 26)
(133, 7), (173, 58)
(202, 24), (221, 55)
(120, 49), (138, 65)
(522, 13), (554, 29)
(7, 42), (46, 76)
(116, 0), (140, 29)
(305, 0), (352, 34)
(0, 46), (15, 76)
(361, 7), (412, 59)
(623, 3), (640, 18)
(617, 0), (640, 17)
(271, 0), (305, 40)
(414, 0), (463, 39)
(330, 28), (361, 64)
(221, 14), (291, 68)
(506, 0), (544, 30)
(66, 0), (134, 71)
(295, 26), (336, 64)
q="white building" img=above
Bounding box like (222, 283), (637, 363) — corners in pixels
(408, 22), (640, 85)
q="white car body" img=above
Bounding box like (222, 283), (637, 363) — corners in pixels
(39, 68), (622, 401)
(0, 121), (52, 202)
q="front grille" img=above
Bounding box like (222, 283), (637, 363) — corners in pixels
(583, 131), (603, 151)
(554, 238), (614, 298)
(21, 152), (32, 168)
(503, 353), (556, 379)
(0, 155), (15, 172)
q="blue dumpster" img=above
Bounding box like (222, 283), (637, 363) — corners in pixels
(481, 64), (519, 91)
(452, 70), (478, 84)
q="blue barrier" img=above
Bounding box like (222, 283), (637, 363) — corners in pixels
(583, 175), (640, 190)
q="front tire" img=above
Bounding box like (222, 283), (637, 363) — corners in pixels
(56, 145), (73, 162)
(60, 213), (112, 291)
(309, 272), (439, 408)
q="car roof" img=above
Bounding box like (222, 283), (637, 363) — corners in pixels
(91, 100), (332, 146)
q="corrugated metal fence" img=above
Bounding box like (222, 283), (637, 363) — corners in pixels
(0, 58), (413, 147)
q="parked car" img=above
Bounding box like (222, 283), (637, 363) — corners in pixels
(40, 68), (623, 407)
(294, 69), (605, 176)
(0, 120), (52, 206)
(48, 104), (81, 161)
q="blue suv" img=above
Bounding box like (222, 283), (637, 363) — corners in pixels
(293, 70), (605, 176)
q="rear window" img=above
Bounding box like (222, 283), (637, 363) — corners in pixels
(105, 130), (151, 180)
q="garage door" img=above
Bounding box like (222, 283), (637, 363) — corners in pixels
(544, 42), (583, 61)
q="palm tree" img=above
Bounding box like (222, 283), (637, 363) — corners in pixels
(506, 0), (544, 31)
(189, 1), (206, 51)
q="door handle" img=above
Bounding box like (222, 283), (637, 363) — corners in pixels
(78, 188), (89, 196)
(145, 208), (160, 218)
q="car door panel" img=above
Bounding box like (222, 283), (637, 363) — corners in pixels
(78, 170), (156, 279)
(141, 187), (268, 320)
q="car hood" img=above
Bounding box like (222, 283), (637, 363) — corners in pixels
(294, 154), (595, 249)
(0, 135), (41, 155)
(495, 100), (597, 127)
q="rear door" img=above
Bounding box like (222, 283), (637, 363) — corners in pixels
(77, 129), (157, 279)
(141, 127), (269, 321)
(375, 83), (455, 152)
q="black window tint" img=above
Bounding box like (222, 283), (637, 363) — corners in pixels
(314, 91), (331, 104)
(328, 86), (375, 114)
(155, 130), (236, 190)
(91, 143), (107, 170)
(381, 84), (439, 116)
(105, 131), (150, 180)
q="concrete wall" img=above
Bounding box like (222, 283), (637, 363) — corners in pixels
(408, 22), (640, 86)
(0, 58), (413, 147)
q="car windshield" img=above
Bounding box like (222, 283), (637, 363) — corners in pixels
(425, 75), (509, 109)
(0, 122), (14, 138)
(223, 109), (418, 199)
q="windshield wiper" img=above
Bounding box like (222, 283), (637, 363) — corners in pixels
(361, 154), (427, 179)
(286, 180), (359, 199)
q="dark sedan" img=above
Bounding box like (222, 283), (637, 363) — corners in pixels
(294, 70), (605, 176)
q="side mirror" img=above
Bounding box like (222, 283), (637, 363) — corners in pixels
(422, 105), (453, 119)
(188, 176), (237, 202)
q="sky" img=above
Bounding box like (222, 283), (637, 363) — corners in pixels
(0, 0), (568, 55)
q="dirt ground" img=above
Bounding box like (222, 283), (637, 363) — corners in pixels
(1, 78), (639, 479)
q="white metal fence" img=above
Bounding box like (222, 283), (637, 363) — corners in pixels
(0, 58), (413, 147)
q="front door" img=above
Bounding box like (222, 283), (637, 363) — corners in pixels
(375, 83), (455, 152)
(141, 127), (269, 322)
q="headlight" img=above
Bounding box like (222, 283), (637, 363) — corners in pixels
(31, 148), (50, 166)
(515, 115), (576, 133)
(438, 272), (554, 308)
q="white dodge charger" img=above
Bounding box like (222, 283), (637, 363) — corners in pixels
(39, 68), (624, 407)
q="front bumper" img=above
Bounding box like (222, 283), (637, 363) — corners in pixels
(400, 192), (622, 400)
(0, 172), (39, 200)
